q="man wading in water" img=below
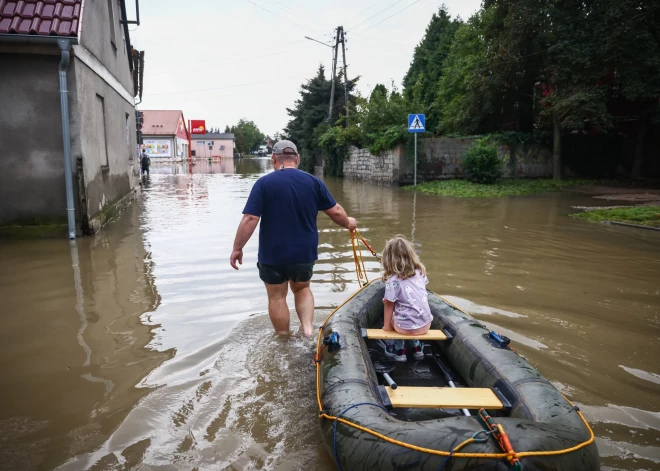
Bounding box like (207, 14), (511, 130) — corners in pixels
(230, 140), (356, 337)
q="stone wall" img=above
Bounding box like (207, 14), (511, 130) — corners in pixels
(343, 146), (405, 184)
(343, 138), (553, 185)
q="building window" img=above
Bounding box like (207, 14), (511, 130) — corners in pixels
(192, 150), (196, 157)
(125, 113), (130, 146)
(220, 145), (225, 150)
(96, 94), (110, 168)
(197, 141), (205, 145)
(107, 0), (117, 51)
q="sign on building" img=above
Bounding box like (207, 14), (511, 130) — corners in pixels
(191, 120), (206, 134)
(144, 139), (171, 157)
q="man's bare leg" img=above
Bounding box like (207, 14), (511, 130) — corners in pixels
(265, 282), (290, 334)
(290, 280), (314, 337)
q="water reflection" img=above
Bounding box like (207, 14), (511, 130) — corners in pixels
(0, 202), (167, 470)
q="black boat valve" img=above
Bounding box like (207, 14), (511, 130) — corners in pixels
(323, 332), (341, 352)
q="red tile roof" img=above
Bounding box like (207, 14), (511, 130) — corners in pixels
(0, 0), (82, 36)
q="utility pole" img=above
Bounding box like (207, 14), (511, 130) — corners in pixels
(328, 28), (340, 123)
(340, 26), (349, 125)
(306, 27), (349, 124)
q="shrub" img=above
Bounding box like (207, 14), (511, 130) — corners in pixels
(461, 140), (503, 184)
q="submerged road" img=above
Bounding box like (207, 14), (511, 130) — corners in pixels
(0, 158), (658, 470)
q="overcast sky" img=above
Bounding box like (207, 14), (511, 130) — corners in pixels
(130, 0), (481, 137)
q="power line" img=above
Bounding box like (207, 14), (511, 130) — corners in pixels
(242, 0), (320, 33)
(146, 42), (312, 77)
(348, 0), (406, 32)
(145, 73), (308, 97)
(259, 0), (332, 30)
(351, 0), (389, 21)
(357, 0), (428, 34)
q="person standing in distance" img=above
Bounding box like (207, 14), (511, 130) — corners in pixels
(230, 140), (357, 337)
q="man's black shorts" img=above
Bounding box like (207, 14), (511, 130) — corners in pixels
(257, 262), (314, 284)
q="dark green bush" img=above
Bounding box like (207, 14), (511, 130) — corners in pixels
(461, 140), (503, 184)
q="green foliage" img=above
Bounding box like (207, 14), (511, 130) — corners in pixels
(571, 206), (660, 227)
(436, 10), (491, 135)
(461, 139), (503, 184)
(411, 178), (599, 198)
(402, 7), (460, 129)
(360, 84), (411, 154)
(283, 65), (358, 175)
(227, 119), (264, 154)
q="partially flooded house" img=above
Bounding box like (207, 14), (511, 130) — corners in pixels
(0, 0), (144, 237)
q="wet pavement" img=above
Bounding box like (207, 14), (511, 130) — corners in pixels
(0, 158), (659, 470)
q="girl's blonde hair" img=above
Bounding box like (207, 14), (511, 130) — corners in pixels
(381, 235), (426, 281)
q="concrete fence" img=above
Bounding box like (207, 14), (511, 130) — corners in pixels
(342, 137), (553, 185)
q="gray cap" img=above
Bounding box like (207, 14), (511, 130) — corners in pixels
(272, 140), (298, 155)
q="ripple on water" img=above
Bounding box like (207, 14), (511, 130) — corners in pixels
(58, 312), (336, 470)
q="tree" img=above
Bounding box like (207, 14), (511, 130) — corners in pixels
(403, 7), (460, 131)
(283, 65), (359, 174)
(229, 119), (264, 154)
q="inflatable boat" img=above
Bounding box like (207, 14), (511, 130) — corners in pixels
(315, 280), (599, 470)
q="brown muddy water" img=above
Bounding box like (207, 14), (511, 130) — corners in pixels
(1, 158), (659, 471)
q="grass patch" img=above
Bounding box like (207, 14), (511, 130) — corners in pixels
(410, 179), (599, 198)
(571, 206), (660, 227)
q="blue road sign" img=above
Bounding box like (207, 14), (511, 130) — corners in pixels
(408, 114), (425, 133)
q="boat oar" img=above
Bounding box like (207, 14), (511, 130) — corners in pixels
(429, 354), (470, 416)
(373, 362), (398, 390)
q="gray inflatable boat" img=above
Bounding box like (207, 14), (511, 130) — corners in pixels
(315, 280), (599, 470)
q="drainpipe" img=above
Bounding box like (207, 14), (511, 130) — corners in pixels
(57, 39), (77, 239)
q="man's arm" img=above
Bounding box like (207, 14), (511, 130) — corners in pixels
(230, 214), (260, 270)
(323, 203), (357, 231)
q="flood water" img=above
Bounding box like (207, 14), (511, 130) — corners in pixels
(1, 158), (659, 471)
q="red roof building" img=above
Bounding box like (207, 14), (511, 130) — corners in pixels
(0, 0), (82, 36)
(0, 0), (144, 236)
(141, 110), (190, 161)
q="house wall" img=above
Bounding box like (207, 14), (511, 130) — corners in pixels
(192, 139), (234, 158)
(0, 0), (139, 235)
(0, 51), (74, 227)
(78, 0), (134, 95)
(69, 0), (139, 233)
(70, 56), (138, 233)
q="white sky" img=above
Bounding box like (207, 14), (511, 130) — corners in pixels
(129, 0), (481, 137)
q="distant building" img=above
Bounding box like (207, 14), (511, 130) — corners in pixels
(0, 0), (143, 237)
(142, 110), (189, 162)
(191, 133), (235, 158)
(264, 135), (275, 149)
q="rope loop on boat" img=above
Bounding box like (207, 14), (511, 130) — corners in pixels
(349, 229), (381, 287)
(315, 271), (597, 467)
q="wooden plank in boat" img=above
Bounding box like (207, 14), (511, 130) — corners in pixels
(384, 386), (504, 409)
(365, 329), (448, 341)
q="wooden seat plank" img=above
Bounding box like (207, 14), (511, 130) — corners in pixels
(384, 386), (503, 409)
(365, 328), (448, 341)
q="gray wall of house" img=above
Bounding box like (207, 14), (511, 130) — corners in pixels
(0, 0), (139, 234)
(0, 52), (74, 226)
(80, 0), (134, 94)
(343, 138), (554, 185)
(70, 57), (138, 232)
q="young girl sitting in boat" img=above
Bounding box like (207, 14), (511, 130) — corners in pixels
(379, 235), (433, 362)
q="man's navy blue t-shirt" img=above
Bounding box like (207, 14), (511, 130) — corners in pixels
(243, 168), (337, 265)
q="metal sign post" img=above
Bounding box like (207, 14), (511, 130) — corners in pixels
(408, 114), (425, 188)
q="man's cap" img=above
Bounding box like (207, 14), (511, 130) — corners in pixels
(272, 140), (298, 155)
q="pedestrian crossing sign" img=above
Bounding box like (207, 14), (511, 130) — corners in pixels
(408, 114), (425, 133)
